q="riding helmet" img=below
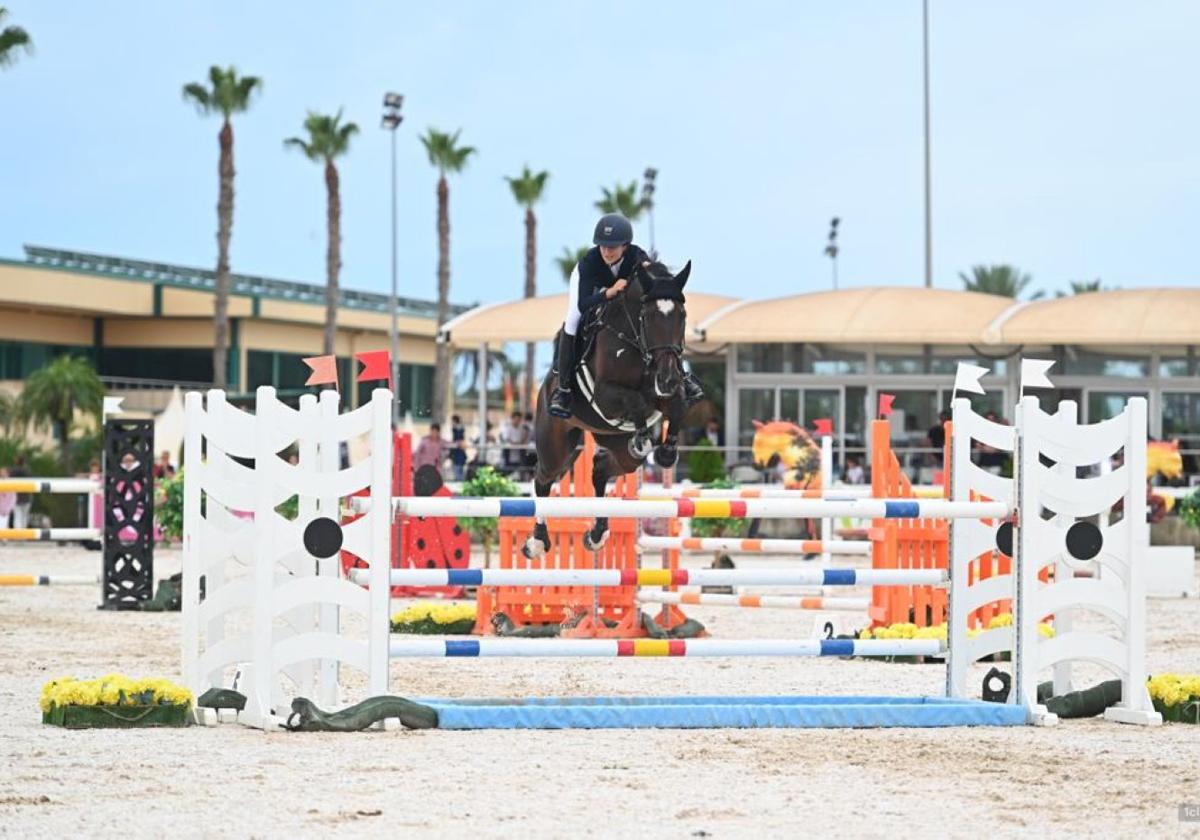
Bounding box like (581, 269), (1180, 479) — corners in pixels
(593, 213), (633, 247)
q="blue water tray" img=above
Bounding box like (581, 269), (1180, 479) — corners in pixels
(418, 695), (1028, 730)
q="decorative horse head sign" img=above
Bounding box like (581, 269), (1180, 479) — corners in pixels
(525, 259), (692, 559)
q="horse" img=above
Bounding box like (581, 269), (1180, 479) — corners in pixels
(522, 259), (692, 559)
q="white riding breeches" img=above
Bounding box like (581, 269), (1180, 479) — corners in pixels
(564, 264), (581, 336)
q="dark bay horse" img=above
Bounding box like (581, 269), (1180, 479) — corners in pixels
(522, 259), (692, 559)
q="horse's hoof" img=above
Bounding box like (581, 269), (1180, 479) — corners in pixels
(628, 435), (653, 460)
(522, 536), (548, 559)
(583, 529), (611, 552)
(654, 445), (678, 468)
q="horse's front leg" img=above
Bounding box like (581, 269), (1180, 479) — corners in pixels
(522, 477), (555, 559)
(653, 393), (688, 469)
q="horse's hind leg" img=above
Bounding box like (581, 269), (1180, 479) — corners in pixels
(523, 425), (583, 560)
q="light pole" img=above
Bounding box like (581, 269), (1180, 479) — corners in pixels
(642, 167), (658, 258)
(824, 217), (840, 290)
(922, 0), (933, 288)
(381, 92), (404, 425)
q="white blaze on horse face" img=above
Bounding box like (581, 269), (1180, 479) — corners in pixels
(655, 300), (676, 316)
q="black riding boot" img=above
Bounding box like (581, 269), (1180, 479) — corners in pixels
(549, 335), (575, 419)
(682, 370), (705, 407)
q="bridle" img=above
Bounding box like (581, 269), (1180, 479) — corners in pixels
(601, 265), (685, 372)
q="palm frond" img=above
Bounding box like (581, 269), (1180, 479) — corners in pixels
(283, 136), (317, 160)
(0, 17), (32, 68)
(184, 65), (260, 119)
(181, 82), (212, 113)
(421, 127), (475, 175)
(506, 165), (550, 207)
(286, 109), (357, 163)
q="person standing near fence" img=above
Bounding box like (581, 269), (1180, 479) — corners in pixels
(9, 455), (31, 529)
(414, 423), (447, 477)
(449, 415), (468, 481)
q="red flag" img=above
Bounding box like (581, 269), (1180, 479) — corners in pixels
(877, 393), (895, 417)
(812, 417), (833, 437)
(303, 355), (339, 387)
(355, 350), (391, 383)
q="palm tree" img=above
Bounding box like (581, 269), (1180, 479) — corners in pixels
(595, 180), (647, 220)
(555, 246), (591, 283)
(504, 166), (549, 412)
(18, 356), (105, 466)
(285, 110), (359, 355)
(182, 66), (262, 389)
(958, 264), (1042, 299)
(420, 128), (476, 422)
(1055, 278), (1111, 297)
(0, 7), (31, 69)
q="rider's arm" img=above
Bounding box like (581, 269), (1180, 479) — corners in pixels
(575, 264), (608, 313)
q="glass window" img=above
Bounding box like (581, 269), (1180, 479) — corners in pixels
(100, 347), (212, 384)
(929, 355), (1008, 376)
(1160, 352), (1197, 377)
(1062, 350), (1148, 378)
(1163, 392), (1200, 444)
(1087, 391), (1148, 423)
(887, 390), (939, 444)
(737, 387), (775, 447)
(876, 354), (926, 375)
(779, 389), (799, 424)
(735, 344), (865, 374)
(804, 389), (839, 428)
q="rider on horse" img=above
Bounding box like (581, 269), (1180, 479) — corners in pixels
(548, 213), (705, 419)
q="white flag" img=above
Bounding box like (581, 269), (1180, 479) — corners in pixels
(1020, 359), (1055, 391)
(953, 362), (989, 397)
(102, 396), (124, 417)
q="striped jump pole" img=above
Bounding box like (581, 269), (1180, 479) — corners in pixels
(389, 637), (944, 658)
(638, 536), (872, 556)
(0, 574), (99, 586)
(640, 485), (872, 500)
(391, 496), (1010, 521)
(0, 478), (100, 494)
(0, 528), (101, 542)
(638, 590), (870, 612)
(362, 567), (947, 588)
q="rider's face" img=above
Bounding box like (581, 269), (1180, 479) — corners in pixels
(599, 244), (627, 265)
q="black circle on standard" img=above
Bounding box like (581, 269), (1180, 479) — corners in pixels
(416, 538), (426, 550)
(995, 522), (1014, 556)
(1065, 521), (1103, 561)
(454, 548), (463, 560)
(453, 525), (463, 536)
(303, 517), (344, 559)
(413, 465), (444, 497)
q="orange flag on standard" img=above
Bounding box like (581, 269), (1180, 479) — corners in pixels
(303, 355), (339, 387)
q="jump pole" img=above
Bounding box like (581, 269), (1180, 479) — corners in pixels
(638, 590), (870, 612)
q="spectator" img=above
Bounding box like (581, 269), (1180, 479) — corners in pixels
(153, 450), (174, 480)
(844, 456), (865, 485)
(414, 423), (447, 475)
(0, 467), (15, 528)
(449, 415), (468, 481)
(501, 411), (525, 473)
(702, 417), (724, 448)
(9, 455), (31, 529)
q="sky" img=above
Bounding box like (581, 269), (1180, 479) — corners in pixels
(3, 1), (1199, 311)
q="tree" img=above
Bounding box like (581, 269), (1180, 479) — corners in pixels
(595, 180), (648, 220)
(0, 7), (31, 69)
(1056, 279), (1111, 297)
(182, 66), (262, 388)
(958, 264), (1042, 299)
(420, 128), (476, 422)
(504, 165), (549, 412)
(18, 356), (104, 467)
(285, 110), (359, 355)
(555, 246), (590, 283)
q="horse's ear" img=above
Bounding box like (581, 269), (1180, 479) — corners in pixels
(675, 260), (692, 288)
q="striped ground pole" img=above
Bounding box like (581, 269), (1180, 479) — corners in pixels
(637, 590), (871, 612)
(640, 486), (873, 500)
(366, 567), (947, 588)
(0, 478), (100, 494)
(388, 638), (944, 658)
(391, 496), (1010, 521)
(0, 528), (100, 542)
(0, 574), (98, 586)
(638, 536), (872, 556)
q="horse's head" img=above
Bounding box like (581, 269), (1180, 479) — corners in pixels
(632, 259), (691, 399)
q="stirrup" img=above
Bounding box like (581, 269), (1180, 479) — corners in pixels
(683, 376), (705, 407)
